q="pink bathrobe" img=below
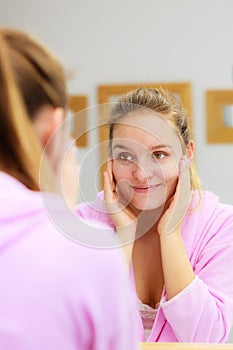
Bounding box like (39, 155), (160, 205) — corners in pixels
(0, 172), (140, 350)
(76, 190), (233, 342)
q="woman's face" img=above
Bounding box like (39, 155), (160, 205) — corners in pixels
(111, 112), (185, 211)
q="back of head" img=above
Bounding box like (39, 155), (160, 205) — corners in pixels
(0, 28), (66, 191)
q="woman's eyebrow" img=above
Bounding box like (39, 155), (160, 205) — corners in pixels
(151, 144), (172, 150)
(113, 144), (172, 151)
(112, 145), (133, 151)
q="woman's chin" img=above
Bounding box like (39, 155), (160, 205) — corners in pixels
(117, 189), (166, 211)
(130, 198), (165, 211)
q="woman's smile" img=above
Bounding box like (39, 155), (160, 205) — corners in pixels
(131, 184), (161, 194)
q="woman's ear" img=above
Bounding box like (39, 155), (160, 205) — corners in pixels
(32, 106), (65, 147)
(186, 140), (195, 161)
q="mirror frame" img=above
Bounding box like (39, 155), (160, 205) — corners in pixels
(68, 95), (88, 147)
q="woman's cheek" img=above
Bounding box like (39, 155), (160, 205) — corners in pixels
(163, 163), (179, 189)
(113, 163), (129, 183)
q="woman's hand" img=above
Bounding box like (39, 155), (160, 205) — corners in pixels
(158, 156), (192, 235)
(158, 156), (195, 300)
(104, 159), (137, 233)
(104, 159), (137, 265)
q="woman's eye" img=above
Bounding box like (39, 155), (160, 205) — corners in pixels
(152, 152), (166, 160)
(117, 153), (134, 162)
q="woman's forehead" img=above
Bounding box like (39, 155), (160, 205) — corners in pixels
(112, 112), (181, 148)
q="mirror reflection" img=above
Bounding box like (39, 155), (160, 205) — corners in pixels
(76, 88), (233, 344)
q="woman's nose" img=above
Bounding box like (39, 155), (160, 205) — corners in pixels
(131, 162), (154, 183)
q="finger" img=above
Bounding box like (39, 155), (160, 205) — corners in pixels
(104, 170), (114, 201)
(178, 156), (191, 202)
(166, 156), (191, 233)
(107, 157), (113, 182)
(107, 157), (116, 192)
(103, 172), (122, 215)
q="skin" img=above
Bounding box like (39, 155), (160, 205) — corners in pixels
(104, 111), (195, 307)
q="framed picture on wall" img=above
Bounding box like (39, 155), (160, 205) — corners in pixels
(97, 82), (192, 188)
(68, 95), (88, 147)
(206, 89), (233, 143)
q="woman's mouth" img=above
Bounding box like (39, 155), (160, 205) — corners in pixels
(132, 185), (159, 194)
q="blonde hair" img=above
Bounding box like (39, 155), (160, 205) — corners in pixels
(0, 28), (67, 191)
(109, 87), (201, 193)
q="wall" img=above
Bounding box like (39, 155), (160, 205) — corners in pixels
(1, 0), (233, 342)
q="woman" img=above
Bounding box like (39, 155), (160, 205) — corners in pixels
(0, 28), (139, 349)
(77, 87), (233, 342)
